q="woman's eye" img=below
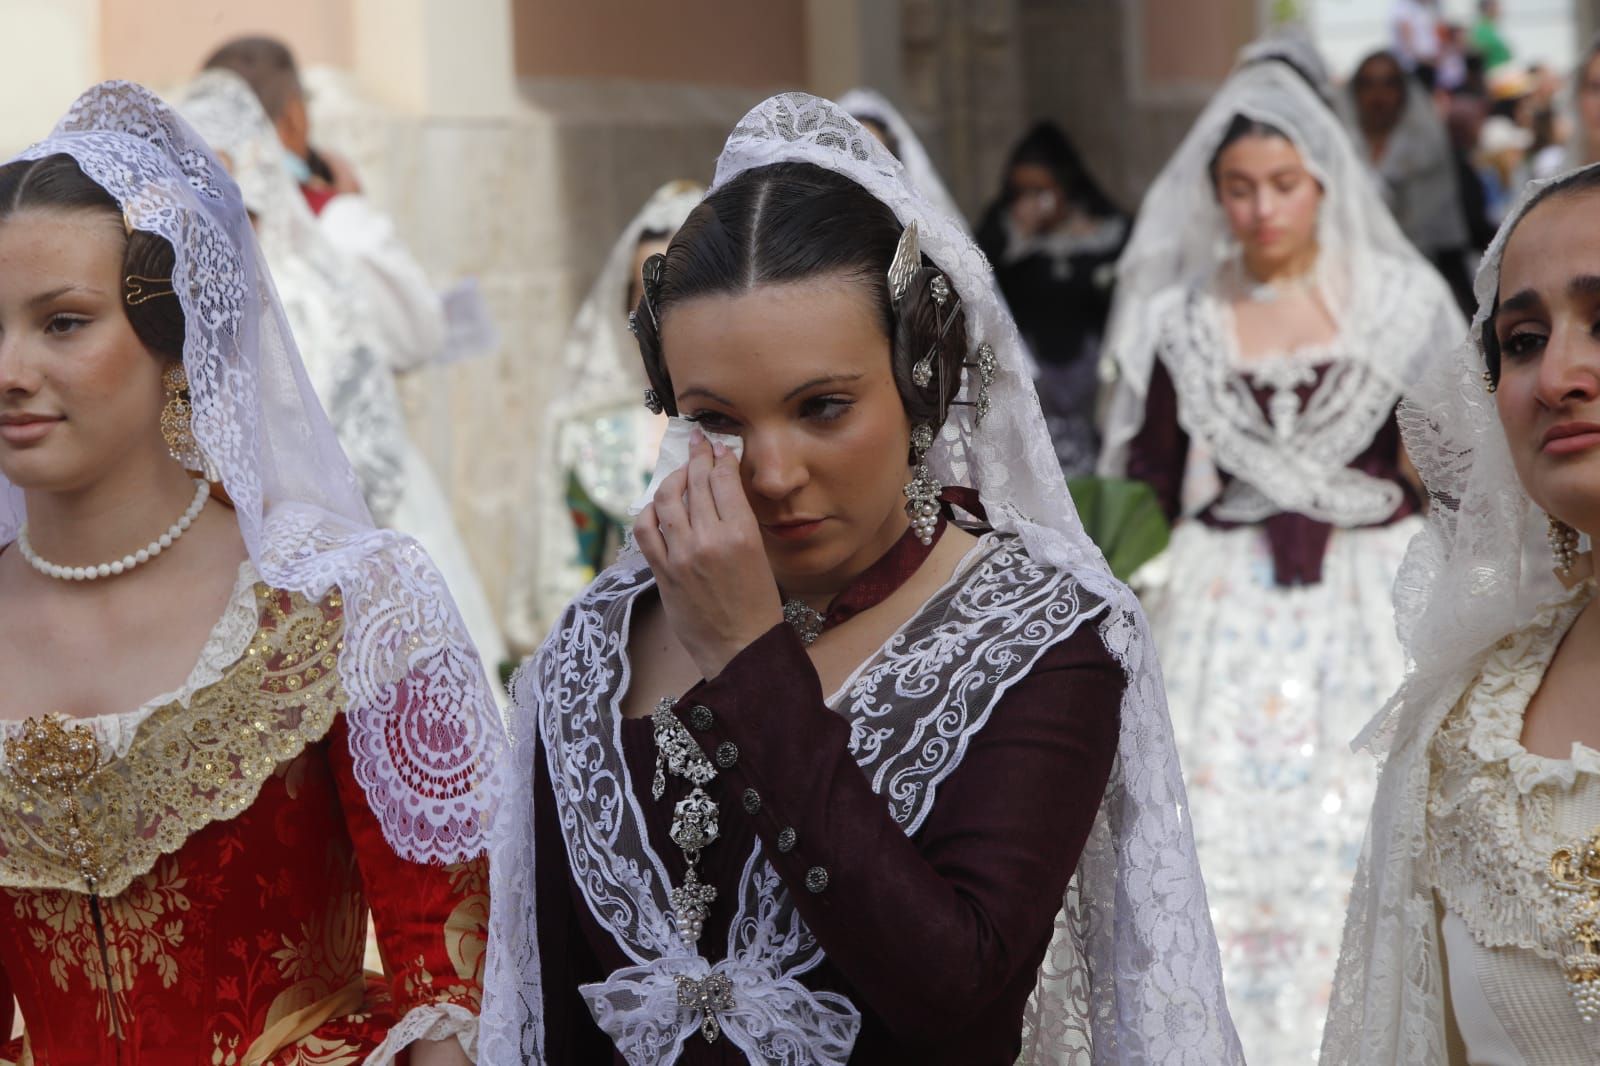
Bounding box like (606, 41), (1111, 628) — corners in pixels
(1274, 177), (1300, 194)
(1501, 329), (1547, 359)
(685, 411), (739, 432)
(801, 396), (854, 422)
(45, 314), (88, 336)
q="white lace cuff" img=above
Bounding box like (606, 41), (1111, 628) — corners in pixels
(360, 1002), (478, 1065)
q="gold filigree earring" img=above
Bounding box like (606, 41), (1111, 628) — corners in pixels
(159, 362), (201, 469)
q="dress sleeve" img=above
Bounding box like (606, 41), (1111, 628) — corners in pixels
(1124, 359), (1190, 523)
(327, 714), (486, 1062)
(530, 735), (621, 1060)
(669, 616), (1123, 1039)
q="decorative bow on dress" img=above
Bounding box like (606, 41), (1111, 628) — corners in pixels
(581, 954), (861, 1065)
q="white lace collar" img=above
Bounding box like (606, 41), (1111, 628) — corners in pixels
(1459, 581), (1600, 794)
(0, 559), (261, 759)
(1427, 581), (1600, 959)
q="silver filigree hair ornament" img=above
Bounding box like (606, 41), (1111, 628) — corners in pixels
(887, 219), (921, 306)
(642, 388), (665, 415)
(640, 251), (666, 330)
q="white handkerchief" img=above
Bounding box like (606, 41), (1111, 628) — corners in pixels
(628, 417), (745, 517)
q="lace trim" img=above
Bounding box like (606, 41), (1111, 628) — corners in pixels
(360, 1002), (478, 1065)
(1427, 583), (1598, 957)
(0, 584), (345, 896)
(541, 535), (1107, 1059)
(1157, 270), (1413, 526)
(0, 560), (262, 760)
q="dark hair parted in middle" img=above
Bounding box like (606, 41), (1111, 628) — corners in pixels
(631, 161), (968, 440)
(1207, 114), (1295, 192)
(0, 152), (185, 360)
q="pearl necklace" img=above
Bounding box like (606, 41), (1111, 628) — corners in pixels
(18, 478), (210, 581)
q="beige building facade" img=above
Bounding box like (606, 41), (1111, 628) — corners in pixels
(0, 0), (1268, 650)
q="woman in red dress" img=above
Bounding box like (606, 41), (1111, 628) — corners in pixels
(0, 83), (504, 1064)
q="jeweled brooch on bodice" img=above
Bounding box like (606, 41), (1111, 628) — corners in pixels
(5, 715), (105, 889)
(650, 696), (732, 1042)
(1548, 826), (1600, 1020)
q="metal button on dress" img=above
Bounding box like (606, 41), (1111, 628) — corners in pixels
(777, 827), (797, 853)
(805, 866), (829, 894)
(689, 705), (714, 731)
(742, 788), (761, 815)
(715, 741), (739, 769)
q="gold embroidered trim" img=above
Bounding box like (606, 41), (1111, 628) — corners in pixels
(0, 585), (345, 896)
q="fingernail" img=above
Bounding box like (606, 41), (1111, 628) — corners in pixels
(712, 440), (727, 457)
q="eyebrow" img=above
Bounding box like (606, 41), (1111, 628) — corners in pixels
(676, 372), (867, 408)
(1570, 274), (1600, 299)
(783, 373), (864, 402)
(26, 284), (103, 308)
(1496, 288), (1543, 316)
(676, 385), (736, 407)
(1221, 166), (1303, 183)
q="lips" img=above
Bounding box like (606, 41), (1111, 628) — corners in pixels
(0, 413), (62, 446)
(1541, 421), (1600, 456)
(761, 517), (827, 542)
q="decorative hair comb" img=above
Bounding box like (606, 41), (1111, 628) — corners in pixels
(125, 275), (176, 306)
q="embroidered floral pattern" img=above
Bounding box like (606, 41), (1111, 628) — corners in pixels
(0, 586), (343, 897)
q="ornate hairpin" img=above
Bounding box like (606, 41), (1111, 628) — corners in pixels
(125, 275), (176, 306)
(955, 343), (998, 426)
(888, 221), (921, 306)
(640, 253), (666, 331)
(643, 388), (665, 415)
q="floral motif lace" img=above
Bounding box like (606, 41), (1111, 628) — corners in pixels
(547, 536), (1107, 1064)
(1427, 585), (1597, 959)
(0, 584), (344, 897)
(1158, 276), (1414, 527)
(484, 90), (1242, 1066)
(3, 83), (505, 865)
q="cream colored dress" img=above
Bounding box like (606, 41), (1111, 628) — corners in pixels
(1427, 582), (1600, 1063)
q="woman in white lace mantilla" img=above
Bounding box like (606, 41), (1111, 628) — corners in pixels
(481, 93), (1242, 1065)
(174, 69), (509, 679)
(504, 179), (701, 653)
(1322, 161), (1600, 1066)
(0, 83), (505, 1064)
(1098, 55), (1465, 1064)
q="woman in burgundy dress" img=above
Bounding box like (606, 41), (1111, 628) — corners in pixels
(1096, 56), (1464, 1063)
(481, 93), (1242, 1066)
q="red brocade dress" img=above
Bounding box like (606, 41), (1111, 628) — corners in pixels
(0, 566), (485, 1065)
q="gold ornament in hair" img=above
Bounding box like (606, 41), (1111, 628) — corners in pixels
(125, 275), (176, 306)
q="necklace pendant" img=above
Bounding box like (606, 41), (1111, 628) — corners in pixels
(782, 599), (824, 646)
(670, 866), (718, 946)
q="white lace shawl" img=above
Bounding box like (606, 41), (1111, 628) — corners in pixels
(504, 180), (702, 651)
(1150, 254), (1446, 526)
(482, 91), (1242, 1066)
(1099, 60), (1464, 479)
(1319, 165), (1592, 1066)
(174, 70), (410, 527)
(0, 82), (505, 866)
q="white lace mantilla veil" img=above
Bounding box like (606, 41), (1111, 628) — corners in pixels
(1319, 167), (1584, 1066)
(481, 91), (1244, 1066)
(173, 69), (411, 527)
(1097, 60), (1463, 478)
(504, 179), (703, 650)
(0, 82), (506, 865)
(837, 88), (969, 235)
